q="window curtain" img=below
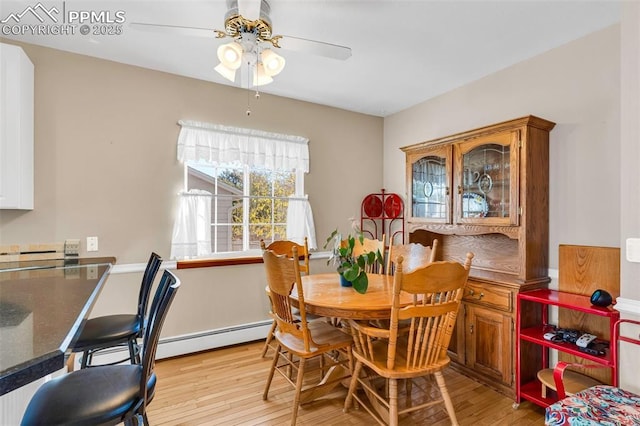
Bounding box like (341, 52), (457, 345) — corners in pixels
(172, 120), (317, 256)
(170, 190), (212, 259)
(286, 196), (317, 250)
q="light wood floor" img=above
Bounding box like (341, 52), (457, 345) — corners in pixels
(147, 341), (545, 425)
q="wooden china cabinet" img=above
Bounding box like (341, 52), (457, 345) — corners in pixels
(401, 115), (555, 398)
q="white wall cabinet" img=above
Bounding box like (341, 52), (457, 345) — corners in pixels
(0, 43), (34, 210)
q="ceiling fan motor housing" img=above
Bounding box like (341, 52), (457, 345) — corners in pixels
(225, 0), (273, 41)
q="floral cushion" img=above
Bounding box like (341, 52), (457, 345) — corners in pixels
(545, 385), (640, 425)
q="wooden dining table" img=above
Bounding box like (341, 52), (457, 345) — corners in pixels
(289, 272), (412, 413)
(291, 272), (412, 320)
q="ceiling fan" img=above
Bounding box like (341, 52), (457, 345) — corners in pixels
(130, 0), (352, 87)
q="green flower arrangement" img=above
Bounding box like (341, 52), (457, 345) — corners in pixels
(324, 228), (384, 294)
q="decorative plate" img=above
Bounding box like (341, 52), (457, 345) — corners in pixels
(363, 194), (383, 217)
(384, 194), (403, 218)
(478, 174), (493, 194)
(462, 192), (488, 218)
(423, 181), (434, 198)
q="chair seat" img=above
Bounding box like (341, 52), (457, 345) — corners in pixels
(72, 314), (140, 351)
(545, 385), (640, 425)
(275, 320), (352, 357)
(20, 365), (156, 426)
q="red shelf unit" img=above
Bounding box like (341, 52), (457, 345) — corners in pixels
(515, 289), (620, 408)
(360, 189), (405, 246)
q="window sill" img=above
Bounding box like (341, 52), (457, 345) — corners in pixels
(177, 256), (263, 269)
(175, 251), (331, 270)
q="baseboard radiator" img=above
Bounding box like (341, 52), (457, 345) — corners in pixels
(74, 320), (272, 369)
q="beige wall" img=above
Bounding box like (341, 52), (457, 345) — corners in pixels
(385, 20), (640, 390)
(0, 41), (383, 335)
(618, 3), (640, 393)
(620, 3), (640, 301)
(383, 24), (621, 270)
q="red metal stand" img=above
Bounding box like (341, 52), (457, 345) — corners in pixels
(360, 189), (405, 246)
(515, 289), (620, 408)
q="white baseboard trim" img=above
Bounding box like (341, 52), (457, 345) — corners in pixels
(615, 297), (640, 316)
(78, 320), (271, 368)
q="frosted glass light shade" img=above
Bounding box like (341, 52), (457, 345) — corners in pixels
(253, 63), (274, 86)
(215, 63), (237, 82)
(261, 49), (285, 76)
(217, 42), (243, 70)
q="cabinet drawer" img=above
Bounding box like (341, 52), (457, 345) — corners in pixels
(464, 282), (512, 312)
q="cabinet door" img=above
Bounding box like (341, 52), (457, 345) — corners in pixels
(465, 305), (513, 386)
(0, 43), (34, 210)
(448, 306), (466, 364)
(406, 145), (452, 223)
(454, 131), (519, 226)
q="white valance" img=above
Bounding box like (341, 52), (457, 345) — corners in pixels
(177, 120), (309, 173)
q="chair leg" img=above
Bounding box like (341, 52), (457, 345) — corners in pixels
(389, 378), (399, 426)
(405, 378), (413, 407)
(434, 371), (459, 426)
(291, 357), (307, 426)
(261, 320), (277, 358)
(128, 339), (138, 364)
(287, 352), (294, 379)
(124, 413), (147, 426)
(320, 352), (326, 377)
(81, 350), (90, 369)
(344, 361), (363, 412)
(263, 344), (281, 400)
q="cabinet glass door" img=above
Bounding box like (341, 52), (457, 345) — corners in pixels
(409, 146), (451, 223)
(455, 131), (519, 225)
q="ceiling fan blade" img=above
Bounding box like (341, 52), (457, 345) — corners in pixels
(129, 22), (221, 39)
(278, 35), (352, 60)
(237, 0), (263, 21)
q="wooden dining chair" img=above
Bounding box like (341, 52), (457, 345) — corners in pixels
(386, 240), (438, 276)
(349, 234), (386, 274)
(344, 252), (474, 426)
(262, 246), (354, 426)
(260, 238), (310, 358)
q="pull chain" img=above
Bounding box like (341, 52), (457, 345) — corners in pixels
(246, 58), (251, 116)
(246, 87), (251, 116)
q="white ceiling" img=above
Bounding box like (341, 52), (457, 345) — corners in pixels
(0, 0), (621, 117)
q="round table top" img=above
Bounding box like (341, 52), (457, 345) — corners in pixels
(292, 273), (412, 320)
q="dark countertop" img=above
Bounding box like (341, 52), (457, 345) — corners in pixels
(0, 257), (116, 395)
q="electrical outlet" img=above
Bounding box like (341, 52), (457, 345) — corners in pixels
(86, 236), (99, 252)
(626, 238), (640, 263)
(64, 239), (80, 256)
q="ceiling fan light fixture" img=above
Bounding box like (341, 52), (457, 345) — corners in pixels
(214, 63), (237, 82)
(261, 49), (285, 76)
(253, 62), (274, 86)
(217, 42), (243, 69)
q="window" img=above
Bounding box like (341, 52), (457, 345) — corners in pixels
(185, 163), (302, 253)
(171, 121), (316, 260)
